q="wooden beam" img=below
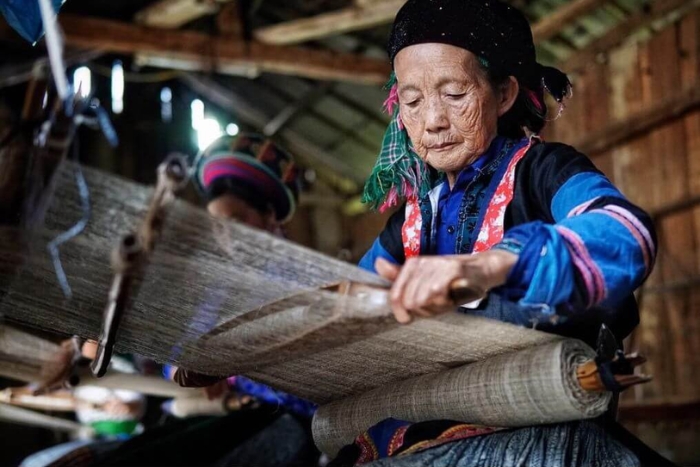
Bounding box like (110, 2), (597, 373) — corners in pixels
(619, 398), (700, 422)
(0, 15), (390, 85)
(134, 0), (222, 28)
(562, 0), (700, 72)
(652, 193), (700, 220)
(354, 0), (388, 8)
(255, 0), (611, 47)
(133, 53), (262, 79)
(573, 85), (700, 156)
(240, 77), (381, 154)
(216, 2), (243, 37)
(642, 276), (700, 294)
(254, 0), (405, 46)
(531, 0), (610, 43)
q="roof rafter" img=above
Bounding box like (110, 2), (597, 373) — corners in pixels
(0, 14), (390, 85)
(134, 0), (233, 29)
(254, 0), (614, 46)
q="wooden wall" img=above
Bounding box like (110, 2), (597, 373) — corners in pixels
(546, 10), (700, 464)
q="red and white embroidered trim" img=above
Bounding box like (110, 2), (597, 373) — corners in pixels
(400, 141), (535, 259)
(472, 142), (532, 253)
(401, 197), (422, 259)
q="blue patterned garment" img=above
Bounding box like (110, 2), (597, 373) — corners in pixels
(359, 141), (656, 345)
(358, 422), (639, 467)
(435, 137), (506, 255)
(230, 376), (317, 418)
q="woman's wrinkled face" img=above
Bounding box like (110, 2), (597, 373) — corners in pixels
(394, 43), (511, 175)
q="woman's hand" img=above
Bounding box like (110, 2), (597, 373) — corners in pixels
(203, 379), (230, 401)
(103, 398), (142, 417)
(375, 250), (518, 324)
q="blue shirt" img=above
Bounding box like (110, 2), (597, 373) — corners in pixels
(359, 140), (655, 321)
(435, 137), (506, 255)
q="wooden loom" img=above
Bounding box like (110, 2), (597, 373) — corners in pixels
(0, 134), (650, 453)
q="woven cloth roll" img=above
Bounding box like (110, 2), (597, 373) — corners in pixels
(312, 339), (610, 456)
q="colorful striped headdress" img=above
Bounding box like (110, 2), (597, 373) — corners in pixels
(193, 134), (301, 223)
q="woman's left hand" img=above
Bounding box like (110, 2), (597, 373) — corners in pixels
(375, 250), (518, 324)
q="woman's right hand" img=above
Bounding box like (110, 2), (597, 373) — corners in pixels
(375, 249), (517, 324)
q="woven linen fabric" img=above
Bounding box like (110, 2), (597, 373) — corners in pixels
(1, 163), (559, 404)
(1, 163), (602, 425)
(243, 294), (559, 404)
(312, 339), (611, 456)
(0, 162), (385, 380)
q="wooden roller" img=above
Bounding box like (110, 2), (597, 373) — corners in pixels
(577, 353), (651, 392)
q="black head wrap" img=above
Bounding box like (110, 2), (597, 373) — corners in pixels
(387, 0), (571, 103)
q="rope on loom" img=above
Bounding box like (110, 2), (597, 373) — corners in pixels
(35, 0), (121, 298)
(46, 103), (119, 298)
(47, 140), (90, 299)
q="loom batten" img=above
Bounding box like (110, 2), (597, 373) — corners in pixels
(311, 340), (611, 457)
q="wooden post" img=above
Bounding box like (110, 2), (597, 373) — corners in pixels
(0, 15), (392, 85)
(650, 25), (693, 401)
(679, 10), (700, 401)
(217, 2), (243, 38)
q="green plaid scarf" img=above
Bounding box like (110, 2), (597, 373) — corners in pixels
(362, 73), (435, 212)
(363, 59), (503, 212)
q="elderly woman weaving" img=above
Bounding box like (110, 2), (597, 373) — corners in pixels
(345, 0), (659, 466)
